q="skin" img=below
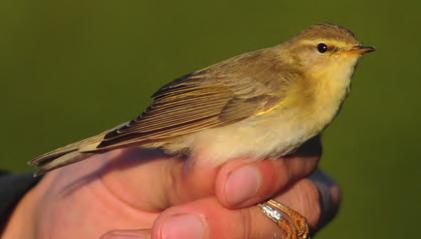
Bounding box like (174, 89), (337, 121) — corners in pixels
(3, 138), (340, 239)
(4, 24), (372, 238)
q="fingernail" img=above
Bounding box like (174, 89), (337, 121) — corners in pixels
(102, 235), (145, 239)
(224, 166), (261, 205)
(101, 230), (150, 239)
(160, 214), (205, 239)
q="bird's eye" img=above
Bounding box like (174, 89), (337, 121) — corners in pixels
(317, 43), (328, 53)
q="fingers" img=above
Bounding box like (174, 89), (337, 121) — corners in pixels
(168, 136), (322, 207)
(94, 136), (321, 211)
(104, 169), (340, 239)
(106, 197), (279, 239)
(214, 151), (319, 209)
(271, 169), (341, 236)
(308, 170), (341, 229)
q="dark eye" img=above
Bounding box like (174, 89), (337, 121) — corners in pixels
(317, 43), (328, 53)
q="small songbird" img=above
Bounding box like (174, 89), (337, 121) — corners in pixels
(30, 23), (374, 176)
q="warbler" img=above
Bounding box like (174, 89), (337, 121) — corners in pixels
(30, 23), (374, 176)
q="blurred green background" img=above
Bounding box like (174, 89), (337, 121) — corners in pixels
(1, 0), (420, 238)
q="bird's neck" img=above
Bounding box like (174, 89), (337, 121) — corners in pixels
(301, 60), (357, 132)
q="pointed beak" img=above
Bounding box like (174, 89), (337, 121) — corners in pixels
(349, 45), (376, 55)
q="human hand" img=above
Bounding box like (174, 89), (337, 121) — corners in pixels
(3, 137), (340, 239)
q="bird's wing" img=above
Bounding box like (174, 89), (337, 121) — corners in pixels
(29, 47), (305, 175)
(30, 66), (287, 170)
(31, 49), (301, 169)
(93, 70), (285, 150)
(87, 49), (300, 151)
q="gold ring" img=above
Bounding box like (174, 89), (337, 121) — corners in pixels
(259, 199), (309, 239)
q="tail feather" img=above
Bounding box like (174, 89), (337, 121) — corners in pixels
(30, 147), (78, 167)
(29, 133), (107, 177)
(33, 151), (94, 177)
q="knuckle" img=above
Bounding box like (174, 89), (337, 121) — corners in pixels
(300, 179), (322, 225)
(311, 176), (341, 229)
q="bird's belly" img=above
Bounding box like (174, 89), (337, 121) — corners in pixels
(166, 110), (319, 165)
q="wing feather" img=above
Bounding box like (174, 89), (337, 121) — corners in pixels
(30, 47), (302, 174)
(92, 49), (298, 150)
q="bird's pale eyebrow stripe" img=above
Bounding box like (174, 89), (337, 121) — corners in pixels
(299, 39), (352, 49)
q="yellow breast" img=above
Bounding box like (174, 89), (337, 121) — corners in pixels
(164, 58), (358, 165)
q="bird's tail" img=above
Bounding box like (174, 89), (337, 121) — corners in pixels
(29, 134), (105, 177)
(31, 151), (94, 177)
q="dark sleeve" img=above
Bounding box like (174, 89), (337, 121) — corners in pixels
(0, 171), (42, 233)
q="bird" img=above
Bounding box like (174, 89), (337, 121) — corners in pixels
(30, 23), (374, 176)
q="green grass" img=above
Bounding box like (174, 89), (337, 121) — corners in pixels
(0, 0), (420, 237)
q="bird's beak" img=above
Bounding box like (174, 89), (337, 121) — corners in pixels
(348, 45), (376, 55)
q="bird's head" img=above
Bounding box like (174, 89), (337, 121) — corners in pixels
(280, 24), (375, 78)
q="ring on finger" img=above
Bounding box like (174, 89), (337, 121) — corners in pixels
(259, 199), (309, 239)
